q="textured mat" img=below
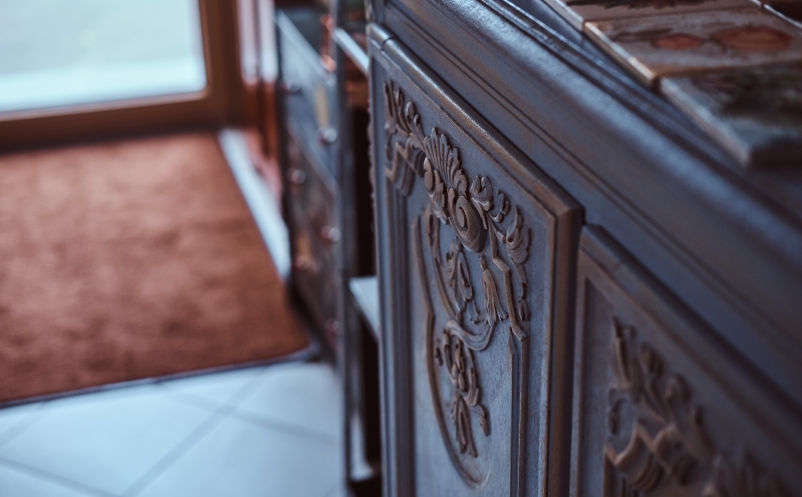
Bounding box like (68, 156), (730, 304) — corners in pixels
(0, 133), (309, 403)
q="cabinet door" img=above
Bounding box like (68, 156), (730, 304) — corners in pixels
(571, 227), (802, 497)
(369, 33), (580, 497)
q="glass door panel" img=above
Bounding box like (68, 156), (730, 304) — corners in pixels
(0, 0), (206, 113)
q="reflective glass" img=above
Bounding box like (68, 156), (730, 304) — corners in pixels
(0, 0), (206, 113)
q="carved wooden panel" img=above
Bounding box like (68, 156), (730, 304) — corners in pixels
(571, 227), (802, 497)
(370, 41), (579, 497)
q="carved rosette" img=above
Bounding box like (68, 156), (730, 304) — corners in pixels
(605, 320), (789, 497)
(384, 81), (531, 486)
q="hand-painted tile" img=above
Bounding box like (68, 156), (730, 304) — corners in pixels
(586, 6), (802, 83)
(661, 63), (802, 167)
(543, 0), (750, 31)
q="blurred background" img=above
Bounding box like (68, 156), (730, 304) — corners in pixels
(0, 0), (206, 113)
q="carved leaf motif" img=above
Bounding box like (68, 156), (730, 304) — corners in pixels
(703, 453), (790, 497)
(607, 321), (713, 491)
(607, 320), (788, 497)
(505, 206), (530, 265)
(383, 82), (424, 196)
(422, 130), (468, 196)
(491, 191), (510, 224)
(470, 176), (494, 227)
(384, 82), (423, 140)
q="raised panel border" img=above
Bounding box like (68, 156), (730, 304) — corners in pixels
(369, 24), (581, 497)
(571, 226), (802, 497)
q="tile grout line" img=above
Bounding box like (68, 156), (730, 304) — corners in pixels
(159, 379), (341, 444)
(223, 363), (343, 445)
(0, 456), (115, 497)
(160, 389), (231, 413)
(0, 402), (49, 449)
(119, 408), (228, 497)
(121, 366), (273, 497)
(228, 408), (341, 445)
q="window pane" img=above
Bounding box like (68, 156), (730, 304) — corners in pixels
(0, 0), (206, 113)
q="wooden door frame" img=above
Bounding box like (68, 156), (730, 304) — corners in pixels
(0, 0), (247, 151)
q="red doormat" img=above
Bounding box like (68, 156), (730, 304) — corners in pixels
(0, 133), (309, 403)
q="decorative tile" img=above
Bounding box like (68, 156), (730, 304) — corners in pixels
(543, 0), (749, 31)
(0, 385), (213, 495)
(135, 415), (343, 497)
(586, 6), (802, 83)
(661, 63), (802, 166)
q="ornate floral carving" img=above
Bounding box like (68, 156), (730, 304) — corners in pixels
(704, 453), (789, 497)
(606, 320), (789, 497)
(607, 320), (713, 492)
(384, 81), (532, 483)
(435, 321), (491, 458)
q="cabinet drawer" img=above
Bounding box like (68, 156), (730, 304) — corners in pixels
(370, 35), (580, 497)
(277, 8), (337, 175)
(277, 7), (335, 111)
(285, 130), (338, 274)
(571, 227), (802, 497)
(284, 92), (337, 176)
(289, 216), (339, 347)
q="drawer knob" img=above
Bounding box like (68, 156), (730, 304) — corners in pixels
(317, 127), (338, 146)
(320, 225), (340, 244)
(293, 254), (313, 271)
(325, 318), (341, 338)
(281, 80), (300, 94)
(286, 168), (307, 186)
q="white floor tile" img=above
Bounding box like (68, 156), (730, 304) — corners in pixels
(159, 366), (264, 409)
(0, 402), (42, 444)
(0, 385), (213, 495)
(135, 415), (343, 497)
(235, 363), (341, 440)
(0, 462), (99, 497)
(322, 481), (349, 497)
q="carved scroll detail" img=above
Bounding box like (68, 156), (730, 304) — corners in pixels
(435, 321), (491, 458)
(606, 320), (789, 497)
(385, 81), (532, 483)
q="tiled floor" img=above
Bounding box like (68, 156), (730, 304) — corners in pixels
(0, 361), (345, 497)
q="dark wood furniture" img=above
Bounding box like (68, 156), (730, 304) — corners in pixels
(278, 6), (340, 347)
(367, 1), (802, 496)
(277, 2), (382, 495)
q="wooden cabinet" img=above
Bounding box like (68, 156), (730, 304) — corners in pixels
(278, 3), (381, 494)
(572, 227), (802, 497)
(369, 33), (580, 497)
(364, 2), (802, 497)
